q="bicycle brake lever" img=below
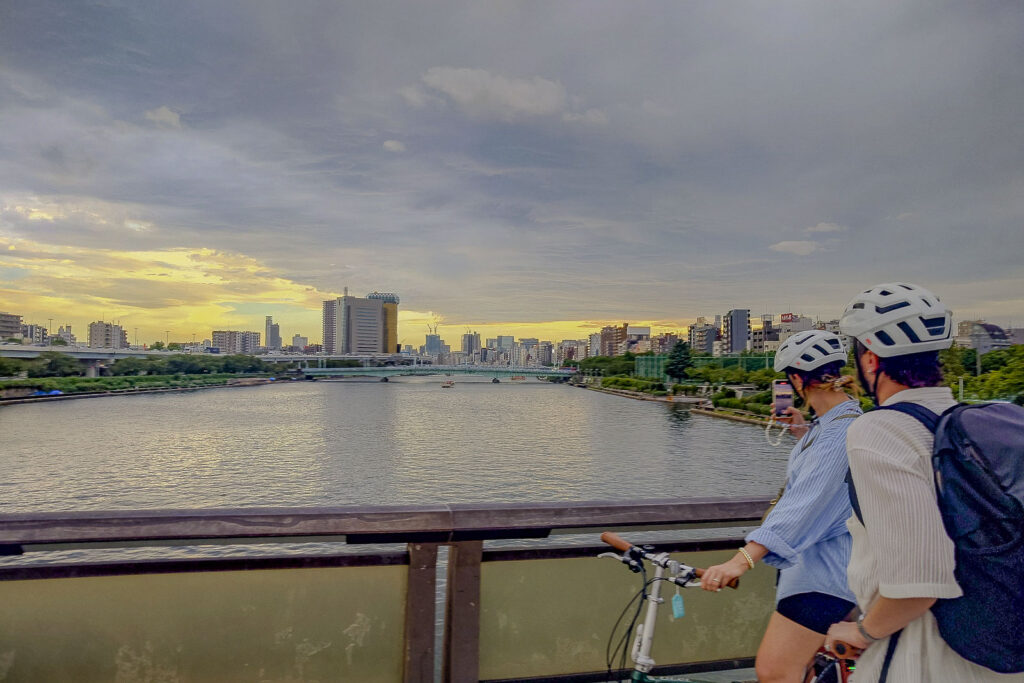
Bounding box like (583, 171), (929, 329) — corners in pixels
(597, 552), (623, 561)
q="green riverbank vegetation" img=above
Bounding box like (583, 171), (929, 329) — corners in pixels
(0, 352), (308, 397)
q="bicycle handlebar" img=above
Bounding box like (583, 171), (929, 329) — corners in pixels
(600, 531), (633, 552)
(830, 640), (863, 660)
(599, 531), (738, 588)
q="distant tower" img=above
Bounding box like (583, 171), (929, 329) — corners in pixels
(264, 316), (282, 350)
(367, 292), (400, 353)
(322, 299), (338, 353)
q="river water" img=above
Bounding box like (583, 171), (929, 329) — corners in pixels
(0, 377), (786, 513)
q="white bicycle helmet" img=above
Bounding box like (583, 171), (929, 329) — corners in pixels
(773, 330), (848, 372)
(839, 282), (952, 357)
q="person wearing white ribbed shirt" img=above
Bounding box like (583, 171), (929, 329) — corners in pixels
(828, 283), (1024, 682)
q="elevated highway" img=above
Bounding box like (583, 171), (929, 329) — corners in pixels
(0, 345), (406, 364)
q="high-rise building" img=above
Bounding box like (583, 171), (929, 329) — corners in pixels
(367, 292), (400, 353)
(211, 330), (260, 354)
(322, 300), (338, 353)
(322, 289), (399, 354)
(687, 317), (719, 355)
(424, 334), (443, 356)
(537, 341), (554, 366)
(292, 334), (309, 349)
(722, 310), (751, 354)
(588, 333), (601, 358)
(497, 335), (515, 350)
(88, 321), (128, 349)
(461, 332), (481, 356)
(265, 316), (282, 350)
(338, 292), (382, 354)
(600, 324), (628, 356)
(0, 312), (23, 340)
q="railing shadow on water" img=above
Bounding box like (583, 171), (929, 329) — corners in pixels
(0, 497), (773, 682)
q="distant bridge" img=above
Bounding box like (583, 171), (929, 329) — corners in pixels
(302, 365), (575, 379)
(0, 345), (408, 364)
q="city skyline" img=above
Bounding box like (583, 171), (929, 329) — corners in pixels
(2, 2), (1023, 344)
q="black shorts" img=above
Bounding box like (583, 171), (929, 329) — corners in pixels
(776, 592), (856, 635)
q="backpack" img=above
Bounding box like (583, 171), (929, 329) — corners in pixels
(848, 401), (1024, 675)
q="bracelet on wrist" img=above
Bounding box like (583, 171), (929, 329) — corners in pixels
(857, 613), (882, 643)
(737, 547), (755, 570)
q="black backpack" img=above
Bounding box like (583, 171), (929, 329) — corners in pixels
(848, 401), (1024, 675)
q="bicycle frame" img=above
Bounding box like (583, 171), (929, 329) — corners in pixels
(600, 532), (736, 683)
(807, 647), (856, 683)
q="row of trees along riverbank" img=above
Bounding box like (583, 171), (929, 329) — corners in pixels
(0, 352), (315, 397)
(567, 342), (1024, 405)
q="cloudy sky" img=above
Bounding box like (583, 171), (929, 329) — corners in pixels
(1, 1), (1022, 346)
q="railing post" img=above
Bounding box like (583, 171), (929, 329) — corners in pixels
(404, 542), (439, 683)
(443, 540), (482, 683)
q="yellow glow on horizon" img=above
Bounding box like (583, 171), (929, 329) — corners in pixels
(397, 309), (691, 348)
(2, 234), (693, 348)
(0, 236), (337, 342)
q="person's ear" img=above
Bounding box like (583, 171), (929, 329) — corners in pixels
(859, 349), (880, 376)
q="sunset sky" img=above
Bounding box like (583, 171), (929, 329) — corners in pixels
(2, 1), (1023, 346)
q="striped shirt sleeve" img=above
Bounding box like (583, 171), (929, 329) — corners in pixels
(747, 415), (856, 569)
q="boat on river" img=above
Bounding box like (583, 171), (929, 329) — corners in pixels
(441, 380), (455, 388)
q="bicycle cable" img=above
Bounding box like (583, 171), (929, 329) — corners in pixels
(605, 572), (691, 681)
(605, 565), (649, 681)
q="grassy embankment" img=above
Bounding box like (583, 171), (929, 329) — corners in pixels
(0, 373), (271, 398)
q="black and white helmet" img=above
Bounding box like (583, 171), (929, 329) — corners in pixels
(773, 330), (848, 373)
(839, 282), (952, 357)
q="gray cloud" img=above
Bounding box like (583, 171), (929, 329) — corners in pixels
(1, 0), (1023, 328)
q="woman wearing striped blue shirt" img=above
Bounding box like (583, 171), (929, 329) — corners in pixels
(700, 330), (861, 683)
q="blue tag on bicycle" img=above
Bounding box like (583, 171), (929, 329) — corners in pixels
(671, 593), (685, 619)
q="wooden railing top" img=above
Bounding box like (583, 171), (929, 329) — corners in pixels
(0, 497), (771, 547)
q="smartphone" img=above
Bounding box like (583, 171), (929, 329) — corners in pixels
(772, 379), (793, 417)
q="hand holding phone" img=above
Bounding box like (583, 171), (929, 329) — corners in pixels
(772, 379), (793, 418)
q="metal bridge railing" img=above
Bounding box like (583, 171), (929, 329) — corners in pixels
(0, 497), (772, 682)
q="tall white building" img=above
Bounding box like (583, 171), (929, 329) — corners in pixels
(292, 334), (308, 349)
(88, 321), (128, 349)
(337, 292), (383, 354)
(322, 288), (398, 354)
